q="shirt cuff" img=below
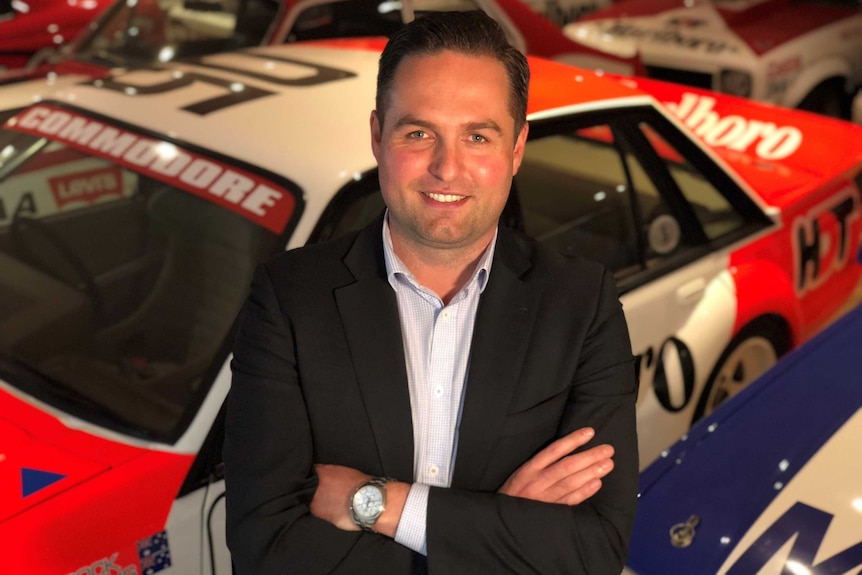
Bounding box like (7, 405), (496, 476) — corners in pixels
(393, 483), (429, 555)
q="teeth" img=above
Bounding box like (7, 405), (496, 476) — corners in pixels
(426, 192), (465, 203)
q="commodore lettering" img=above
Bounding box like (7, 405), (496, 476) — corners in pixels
(6, 105), (293, 233)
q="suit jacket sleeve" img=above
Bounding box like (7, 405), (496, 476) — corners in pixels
(426, 263), (639, 575)
(224, 259), (423, 575)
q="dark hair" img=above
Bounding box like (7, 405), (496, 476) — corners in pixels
(376, 10), (530, 137)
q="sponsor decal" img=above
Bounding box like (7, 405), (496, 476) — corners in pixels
(636, 336), (696, 412)
(66, 553), (137, 575)
(0, 191), (37, 224)
(20, 467), (65, 497)
(49, 166), (124, 208)
(793, 185), (860, 294)
(726, 502), (862, 574)
(767, 55), (802, 79)
(665, 92), (803, 160)
(136, 531), (171, 575)
(601, 22), (739, 54)
(4, 105), (294, 234)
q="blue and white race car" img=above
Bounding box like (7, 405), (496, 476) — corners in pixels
(625, 302), (862, 574)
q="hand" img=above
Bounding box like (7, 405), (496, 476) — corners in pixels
(310, 464), (369, 531)
(499, 427), (614, 506)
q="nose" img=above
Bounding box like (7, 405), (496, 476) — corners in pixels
(428, 139), (459, 182)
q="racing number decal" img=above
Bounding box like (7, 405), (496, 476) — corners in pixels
(87, 53), (357, 115)
(637, 337), (696, 412)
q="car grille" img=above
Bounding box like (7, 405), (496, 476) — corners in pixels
(645, 66), (713, 90)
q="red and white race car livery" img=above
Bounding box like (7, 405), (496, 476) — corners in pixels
(0, 40), (860, 573)
(563, 0), (862, 119)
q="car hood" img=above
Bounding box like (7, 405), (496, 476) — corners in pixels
(627, 305), (862, 573)
(563, 0), (750, 60)
(625, 76), (862, 210)
(566, 0), (855, 57)
(0, 383), (148, 524)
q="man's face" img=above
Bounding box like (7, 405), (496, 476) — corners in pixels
(371, 50), (528, 255)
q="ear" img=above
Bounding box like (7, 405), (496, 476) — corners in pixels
(370, 110), (382, 161)
(511, 121), (529, 175)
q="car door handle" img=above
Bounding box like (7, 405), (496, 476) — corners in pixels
(677, 278), (706, 304)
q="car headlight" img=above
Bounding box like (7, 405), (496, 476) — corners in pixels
(720, 69), (752, 98)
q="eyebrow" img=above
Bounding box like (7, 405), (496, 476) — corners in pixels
(393, 115), (505, 135)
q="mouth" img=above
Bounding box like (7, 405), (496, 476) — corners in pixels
(423, 192), (466, 203)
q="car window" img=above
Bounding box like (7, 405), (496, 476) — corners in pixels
(283, 0), (489, 43)
(0, 127), (285, 442)
(286, 0), (405, 42)
(515, 127), (642, 277)
(74, 0), (280, 66)
(513, 109), (770, 287)
(637, 122), (745, 242)
(0, 0), (13, 20)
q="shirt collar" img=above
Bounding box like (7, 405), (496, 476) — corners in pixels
(382, 210), (496, 295)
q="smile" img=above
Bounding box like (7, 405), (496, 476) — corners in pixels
(424, 192), (466, 203)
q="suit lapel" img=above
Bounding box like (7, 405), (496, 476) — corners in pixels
(335, 219), (415, 481)
(452, 229), (540, 489)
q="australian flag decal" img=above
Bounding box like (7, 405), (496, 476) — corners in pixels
(136, 530), (172, 575)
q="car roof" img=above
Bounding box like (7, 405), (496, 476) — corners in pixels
(7, 40), (653, 230)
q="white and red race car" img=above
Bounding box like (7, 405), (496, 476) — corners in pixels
(0, 39), (860, 573)
(0, 0), (114, 71)
(0, 0), (606, 86)
(562, 0), (862, 119)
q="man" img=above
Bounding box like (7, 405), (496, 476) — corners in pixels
(224, 10), (638, 574)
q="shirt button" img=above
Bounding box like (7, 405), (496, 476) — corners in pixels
(434, 386), (444, 397)
(428, 465), (439, 477)
(441, 310), (450, 320)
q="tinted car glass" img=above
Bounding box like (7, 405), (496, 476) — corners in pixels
(0, 128), (280, 441)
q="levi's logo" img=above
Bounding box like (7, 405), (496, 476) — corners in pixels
(49, 166), (123, 208)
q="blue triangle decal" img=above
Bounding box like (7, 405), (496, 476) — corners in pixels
(21, 467), (66, 497)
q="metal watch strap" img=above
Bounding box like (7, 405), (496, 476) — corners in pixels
(350, 477), (394, 531)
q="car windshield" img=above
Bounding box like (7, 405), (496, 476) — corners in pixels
(69, 0), (282, 67)
(0, 107), (291, 442)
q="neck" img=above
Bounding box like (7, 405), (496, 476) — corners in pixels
(391, 234), (491, 305)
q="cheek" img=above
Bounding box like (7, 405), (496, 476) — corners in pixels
(380, 148), (425, 182)
(471, 155), (514, 187)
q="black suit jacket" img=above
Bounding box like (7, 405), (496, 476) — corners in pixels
(224, 216), (638, 575)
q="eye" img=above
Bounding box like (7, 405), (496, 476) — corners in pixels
(469, 134), (488, 143)
(408, 130), (427, 139)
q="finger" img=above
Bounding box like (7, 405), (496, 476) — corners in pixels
(526, 427), (596, 471)
(558, 478), (603, 506)
(535, 443), (614, 488)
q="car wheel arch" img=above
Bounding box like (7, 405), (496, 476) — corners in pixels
(693, 313), (791, 423)
(729, 258), (802, 349)
(781, 57), (853, 116)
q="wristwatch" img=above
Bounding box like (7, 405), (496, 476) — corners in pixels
(350, 477), (393, 531)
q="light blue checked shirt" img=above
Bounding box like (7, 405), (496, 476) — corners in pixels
(382, 214), (496, 556)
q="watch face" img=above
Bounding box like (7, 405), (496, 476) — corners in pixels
(353, 484), (384, 520)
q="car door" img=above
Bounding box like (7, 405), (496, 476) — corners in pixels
(513, 107), (773, 466)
